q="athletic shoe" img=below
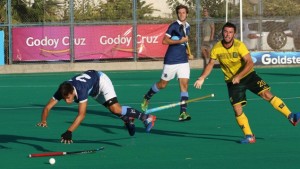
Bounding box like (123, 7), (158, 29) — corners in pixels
(144, 115), (156, 133)
(178, 112), (191, 121)
(124, 119), (135, 136)
(240, 135), (256, 144)
(288, 112), (300, 126)
(141, 98), (149, 112)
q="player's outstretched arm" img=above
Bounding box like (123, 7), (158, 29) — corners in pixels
(194, 78), (205, 89)
(37, 98), (58, 127)
(194, 59), (215, 89)
(61, 101), (87, 144)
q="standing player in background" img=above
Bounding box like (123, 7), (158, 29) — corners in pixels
(194, 22), (300, 144)
(37, 70), (156, 144)
(201, 7), (215, 68)
(141, 4), (192, 121)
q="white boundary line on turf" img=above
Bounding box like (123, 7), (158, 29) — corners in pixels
(1, 81), (300, 88)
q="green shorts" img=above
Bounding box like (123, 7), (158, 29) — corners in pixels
(226, 71), (270, 106)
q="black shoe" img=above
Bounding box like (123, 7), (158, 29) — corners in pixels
(124, 119), (135, 136)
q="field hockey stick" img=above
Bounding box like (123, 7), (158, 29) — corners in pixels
(28, 147), (104, 158)
(180, 24), (193, 59)
(145, 94), (214, 114)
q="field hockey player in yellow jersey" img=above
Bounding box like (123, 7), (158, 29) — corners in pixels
(194, 22), (300, 144)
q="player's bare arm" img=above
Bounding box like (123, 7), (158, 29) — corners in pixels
(194, 59), (215, 89)
(60, 101), (87, 144)
(61, 101), (87, 144)
(232, 53), (254, 84)
(37, 98), (58, 127)
(68, 101), (87, 132)
(162, 35), (188, 45)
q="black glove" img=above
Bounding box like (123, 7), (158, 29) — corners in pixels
(61, 130), (73, 144)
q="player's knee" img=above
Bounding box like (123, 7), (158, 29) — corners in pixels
(260, 90), (273, 101)
(157, 81), (168, 89)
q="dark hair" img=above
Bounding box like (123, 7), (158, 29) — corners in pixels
(176, 4), (189, 14)
(222, 22), (237, 33)
(59, 82), (74, 98)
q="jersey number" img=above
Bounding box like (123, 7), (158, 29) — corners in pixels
(257, 80), (266, 87)
(75, 73), (91, 82)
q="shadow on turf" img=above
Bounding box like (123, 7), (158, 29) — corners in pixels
(0, 134), (57, 152)
(146, 128), (264, 143)
(31, 104), (118, 119)
(31, 105), (263, 143)
(78, 121), (264, 143)
(0, 134), (130, 152)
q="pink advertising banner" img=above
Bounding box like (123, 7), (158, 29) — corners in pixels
(12, 24), (169, 61)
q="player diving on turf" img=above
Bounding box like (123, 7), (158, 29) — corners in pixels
(36, 70), (156, 144)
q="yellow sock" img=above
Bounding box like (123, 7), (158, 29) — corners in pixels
(236, 113), (253, 135)
(270, 96), (291, 118)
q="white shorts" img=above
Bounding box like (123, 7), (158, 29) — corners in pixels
(161, 63), (190, 81)
(93, 72), (117, 104)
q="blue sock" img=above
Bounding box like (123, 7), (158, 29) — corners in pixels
(144, 83), (159, 100)
(121, 106), (147, 121)
(180, 92), (189, 113)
